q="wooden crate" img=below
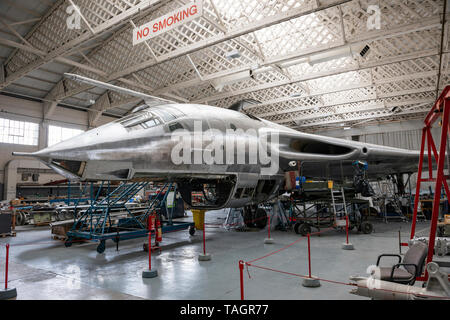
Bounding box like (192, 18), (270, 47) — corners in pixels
(51, 221), (74, 239)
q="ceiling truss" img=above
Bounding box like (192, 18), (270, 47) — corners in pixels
(0, 0), (447, 132)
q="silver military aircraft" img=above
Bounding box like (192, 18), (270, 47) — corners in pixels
(13, 73), (421, 214)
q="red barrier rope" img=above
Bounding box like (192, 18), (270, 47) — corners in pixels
(244, 262), (449, 299)
(247, 227), (334, 264)
(238, 225), (450, 300)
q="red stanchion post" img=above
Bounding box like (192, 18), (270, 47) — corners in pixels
(341, 215), (354, 250)
(239, 260), (244, 300)
(198, 220), (211, 261)
(203, 225), (206, 256)
(5, 244), (9, 290)
(264, 215), (274, 244)
(142, 218), (158, 278)
(148, 230), (151, 270)
(346, 215), (349, 244)
(302, 233), (320, 287)
(307, 234), (311, 278)
(0, 243), (16, 300)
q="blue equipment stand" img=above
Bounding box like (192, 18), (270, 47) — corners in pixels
(65, 182), (194, 253)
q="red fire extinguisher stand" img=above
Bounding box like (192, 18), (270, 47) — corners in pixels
(408, 86), (450, 281)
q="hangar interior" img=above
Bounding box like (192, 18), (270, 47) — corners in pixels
(0, 0), (449, 300)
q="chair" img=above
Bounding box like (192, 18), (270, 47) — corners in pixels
(376, 242), (428, 285)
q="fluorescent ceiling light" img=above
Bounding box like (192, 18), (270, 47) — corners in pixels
(308, 47), (352, 66)
(211, 70), (251, 91)
(225, 50), (241, 60)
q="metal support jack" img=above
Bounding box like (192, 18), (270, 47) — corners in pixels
(407, 86), (450, 282)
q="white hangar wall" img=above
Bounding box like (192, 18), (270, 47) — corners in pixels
(0, 95), (117, 200)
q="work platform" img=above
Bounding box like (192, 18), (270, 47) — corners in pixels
(64, 181), (194, 253)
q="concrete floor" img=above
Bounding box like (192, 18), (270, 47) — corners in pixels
(0, 210), (447, 300)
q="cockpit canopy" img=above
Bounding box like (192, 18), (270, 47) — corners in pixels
(118, 104), (185, 131)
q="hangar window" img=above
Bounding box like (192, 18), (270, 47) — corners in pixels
(48, 125), (84, 146)
(0, 117), (39, 146)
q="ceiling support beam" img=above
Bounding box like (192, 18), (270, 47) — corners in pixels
(43, 100), (58, 119)
(105, 0), (352, 81)
(252, 70), (439, 118)
(294, 108), (431, 130)
(203, 50), (440, 109)
(190, 16), (443, 104)
(0, 0), (162, 90)
(88, 92), (111, 128)
(43, 79), (66, 119)
(263, 88), (436, 120)
(57, 0), (352, 101)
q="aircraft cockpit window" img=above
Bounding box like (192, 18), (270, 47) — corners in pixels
(130, 104), (149, 114)
(153, 109), (176, 122)
(121, 111), (161, 130)
(169, 122), (183, 132)
(151, 106), (185, 123)
(142, 118), (160, 128)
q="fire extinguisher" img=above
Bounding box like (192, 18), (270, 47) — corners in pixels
(156, 217), (163, 243)
(148, 213), (156, 231)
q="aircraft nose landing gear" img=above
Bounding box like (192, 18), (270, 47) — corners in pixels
(242, 206), (268, 229)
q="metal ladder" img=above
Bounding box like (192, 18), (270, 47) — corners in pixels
(381, 181), (407, 223)
(330, 187), (348, 227)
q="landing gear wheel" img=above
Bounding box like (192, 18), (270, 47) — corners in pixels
(243, 207), (253, 228)
(64, 239), (73, 248)
(254, 208), (268, 229)
(97, 240), (106, 254)
(294, 222), (303, 235)
(299, 224), (312, 236)
(65, 211), (73, 220)
(15, 212), (25, 226)
(189, 226), (196, 236)
(361, 221), (373, 234)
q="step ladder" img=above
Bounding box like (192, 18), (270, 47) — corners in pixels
(331, 187), (348, 227)
(380, 181), (407, 223)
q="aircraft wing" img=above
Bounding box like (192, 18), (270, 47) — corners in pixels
(271, 129), (421, 179)
(64, 73), (174, 106)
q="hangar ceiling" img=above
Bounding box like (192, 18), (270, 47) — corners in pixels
(0, 0), (448, 132)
